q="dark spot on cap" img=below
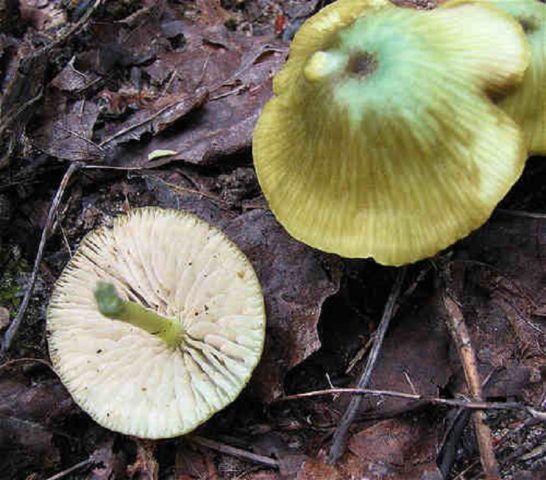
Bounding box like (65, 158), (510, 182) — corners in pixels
(347, 52), (377, 78)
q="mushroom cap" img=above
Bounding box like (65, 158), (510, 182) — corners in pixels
(47, 208), (265, 439)
(494, 0), (546, 155)
(253, 0), (529, 266)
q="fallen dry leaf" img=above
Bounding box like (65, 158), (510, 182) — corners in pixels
(295, 415), (442, 480)
(127, 439), (159, 480)
(89, 438), (127, 480)
(114, 37), (286, 168)
(225, 210), (342, 401)
(50, 58), (101, 94)
(99, 88), (209, 158)
(175, 443), (210, 480)
(0, 373), (75, 478)
(28, 92), (101, 162)
(330, 292), (453, 419)
(348, 416), (442, 480)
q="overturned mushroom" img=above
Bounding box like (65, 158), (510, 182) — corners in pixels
(47, 208), (265, 439)
(492, 0), (546, 155)
(253, 0), (529, 265)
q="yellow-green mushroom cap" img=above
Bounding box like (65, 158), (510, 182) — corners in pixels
(47, 208), (265, 439)
(492, 0), (546, 155)
(253, 0), (530, 266)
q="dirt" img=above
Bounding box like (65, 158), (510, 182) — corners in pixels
(0, 1), (545, 479)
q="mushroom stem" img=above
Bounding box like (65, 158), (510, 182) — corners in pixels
(94, 281), (183, 348)
(304, 51), (347, 82)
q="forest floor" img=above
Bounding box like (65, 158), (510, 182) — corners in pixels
(0, 1), (545, 479)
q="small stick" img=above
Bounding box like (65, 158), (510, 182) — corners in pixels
(327, 267), (407, 463)
(442, 288), (500, 479)
(496, 209), (546, 220)
(189, 435), (279, 469)
(278, 387), (545, 417)
(438, 369), (497, 477)
(0, 357), (52, 372)
(44, 458), (93, 480)
(1, 162), (81, 357)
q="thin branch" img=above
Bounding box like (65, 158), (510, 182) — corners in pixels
(98, 90), (207, 148)
(189, 436), (279, 469)
(438, 409), (472, 478)
(0, 357), (52, 373)
(1, 162), (81, 357)
(438, 369), (497, 478)
(442, 287), (500, 479)
(44, 458), (94, 480)
(328, 267), (407, 463)
(496, 208), (546, 220)
(43, 0), (104, 55)
(278, 387), (545, 418)
(453, 416), (539, 479)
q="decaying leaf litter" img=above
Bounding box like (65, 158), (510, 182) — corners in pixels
(0, 0), (544, 479)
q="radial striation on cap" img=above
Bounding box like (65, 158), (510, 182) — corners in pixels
(253, 0), (530, 266)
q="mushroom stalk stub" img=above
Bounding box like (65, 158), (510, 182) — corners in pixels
(47, 208), (266, 439)
(253, 0), (530, 265)
(94, 281), (184, 349)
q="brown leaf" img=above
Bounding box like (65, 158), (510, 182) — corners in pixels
(50, 58), (101, 94)
(110, 22), (287, 167)
(225, 210), (342, 401)
(28, 92), (101, 161)
(296, 458), (344, 480)
(89, 438), (126, 480)
(295, 451), (379, 480)
(174, 443), (209, 480)
(100, 88), (209, 157)
(0, 374), (75, 478)
(19, 0), (66, 31)
(332, 293), (453, 418)
(127, 439), (159, 480)
(195, 0), (231, 26)
(0, 41), (47, 168)
(348, 417), (442, 480)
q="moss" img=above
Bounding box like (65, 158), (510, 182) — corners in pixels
(0, 246), (29, 310)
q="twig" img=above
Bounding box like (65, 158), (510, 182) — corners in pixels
(0, 357), (52, 373)
(439, 409), (472, 478)
(442, 288), (500, 479)
(496, 208), (546, 220)
(438, 369), (497, 478)
(43, 0), (104, 55)
(345, 335), (373, 374)
(327, 267), (407, 463)
(453, 417), (539, 479)
(98, 89), (207, 148)
(1, 162), (81, 357)
(44, 458), (94, 480)
(189, 435), (279, 469)
(278, 387), (545, 418)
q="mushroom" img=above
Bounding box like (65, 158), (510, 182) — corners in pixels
(47, 207), (265, 439)
(253, 0), (530, 266)
(492, 0), (546, 155)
